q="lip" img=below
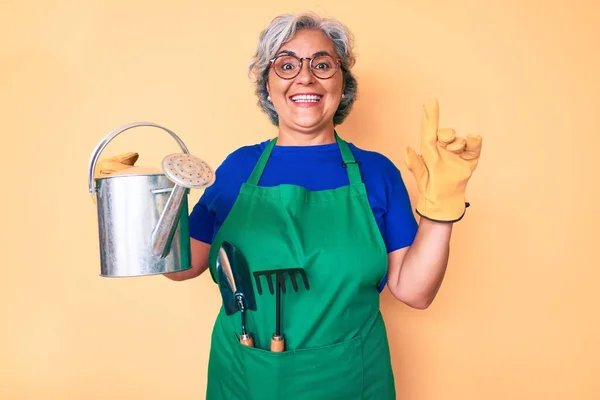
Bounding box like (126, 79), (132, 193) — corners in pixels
(289, 92), (323, 108)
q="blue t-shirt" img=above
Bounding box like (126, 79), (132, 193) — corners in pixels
(188, 138), (419, 290)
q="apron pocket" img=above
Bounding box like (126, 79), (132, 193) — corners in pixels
(229, 334), (365, 400)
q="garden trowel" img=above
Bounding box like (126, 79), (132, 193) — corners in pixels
(216, 240), (257, 347)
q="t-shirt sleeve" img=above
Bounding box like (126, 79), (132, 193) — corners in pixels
(383, 165), (419, 252)
(188, 185), (216, 244)
(187, 144), (259, 245)
(187, 156), (229, 244)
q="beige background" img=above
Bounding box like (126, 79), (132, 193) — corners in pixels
(1, 0), (599, 399)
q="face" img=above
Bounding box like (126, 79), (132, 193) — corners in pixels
(266, 29), (344, 136)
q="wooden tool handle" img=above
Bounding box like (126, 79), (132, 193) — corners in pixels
(270, 334), (285, 352)
(240, 334), (254, 347)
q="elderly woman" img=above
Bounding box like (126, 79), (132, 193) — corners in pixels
(165, 12), (481, 400)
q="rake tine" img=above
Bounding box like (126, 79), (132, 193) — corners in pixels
(287, 271), (299, 292)
(253, 273), (260, 295)
(277, 273), (287, 294)
(253, 272), (264, 295)
(254, 268), (310, 295)
(298, 268), (310, 290)
(255, 271), (276, 295)
(266, 272), (275, 294)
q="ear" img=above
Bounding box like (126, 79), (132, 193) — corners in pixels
(266, 82), (270, 96)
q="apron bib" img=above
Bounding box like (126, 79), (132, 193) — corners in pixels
(205, 135), (396, 400)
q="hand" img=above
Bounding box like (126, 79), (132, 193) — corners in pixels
(404, 99), (482, 222)
(94, 152), (139, 179)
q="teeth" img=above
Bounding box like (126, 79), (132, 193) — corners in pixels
(291, 94), (322, 102)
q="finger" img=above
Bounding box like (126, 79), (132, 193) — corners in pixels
(436, 128), (456, 147)
(95, 154), (138, 178)
(95, 165), (117, 177)
(461, 134), (482, 160)
(465, 134), (482, 152)
(114, 152), (139, 166)
(404, 146), (426, 180)
(445, 136), (466, 153)
(420, 98), (440, 153)
(96, 162), (120, 175)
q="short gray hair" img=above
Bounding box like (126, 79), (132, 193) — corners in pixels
(248, 12), (358, 126)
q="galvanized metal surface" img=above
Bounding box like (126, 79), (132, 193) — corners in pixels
(95, 174), (191, 277)
(88, 122), (193, 277)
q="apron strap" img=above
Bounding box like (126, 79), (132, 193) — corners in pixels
(335, 132), (362, 186)
(247, 136), (277, 185)
(246, 132), (363, 186)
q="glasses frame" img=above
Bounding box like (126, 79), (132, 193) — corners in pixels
(269, 53), (342, 80)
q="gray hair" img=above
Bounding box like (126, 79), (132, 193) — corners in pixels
(248, 12), (358, 126)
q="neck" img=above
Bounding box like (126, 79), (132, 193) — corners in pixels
(276, 124), (336, 146)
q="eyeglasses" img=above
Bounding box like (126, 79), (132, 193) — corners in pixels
(269, 53), (341, 80)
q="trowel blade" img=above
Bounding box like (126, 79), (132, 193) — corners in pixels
(216, 240), (257, 315)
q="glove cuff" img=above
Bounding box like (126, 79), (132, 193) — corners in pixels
(415, 195), (470, 223)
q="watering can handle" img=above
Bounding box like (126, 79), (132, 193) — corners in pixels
(87, 122), (190, 194)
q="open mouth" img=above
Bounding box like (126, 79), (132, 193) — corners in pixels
(290, 94), (323, 104)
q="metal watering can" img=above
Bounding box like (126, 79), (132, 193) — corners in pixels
(87, 122), (214, 277)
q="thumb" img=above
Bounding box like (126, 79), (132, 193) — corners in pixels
(404, 146), (427, 181)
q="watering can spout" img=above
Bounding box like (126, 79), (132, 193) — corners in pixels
(151, 185), (187, 259)
(152, 152), (215, 259)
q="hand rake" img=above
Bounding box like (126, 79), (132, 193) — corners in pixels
(253, 267), (310, 352)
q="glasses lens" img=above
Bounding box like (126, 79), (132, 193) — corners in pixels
(311, 55), (339, 79)
(273, 55), (301, 79)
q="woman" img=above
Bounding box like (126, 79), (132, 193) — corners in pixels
(166, 12), (482, 400)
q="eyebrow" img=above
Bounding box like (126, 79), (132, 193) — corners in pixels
(275, 50), (333, 58)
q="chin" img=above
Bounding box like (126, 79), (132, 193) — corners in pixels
(292, 116), (333, 131)
(294, 124), (327, 134)
(295, 121), (320, 129)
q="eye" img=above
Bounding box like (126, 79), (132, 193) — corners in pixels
(312, 55), (335, 71)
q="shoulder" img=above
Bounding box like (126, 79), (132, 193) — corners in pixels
(194, 139), (270, 211)
(345, 142), (404, 183)
(345, 142), (418, 252)
(219, 140), (269, 170)
(211, 139), (271, 181)
(348, 143), (396, 166)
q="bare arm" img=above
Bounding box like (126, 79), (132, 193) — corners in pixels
(163, 238), (210, 281)
(386, 218), (452, 309)
(390, 99), (482, 309)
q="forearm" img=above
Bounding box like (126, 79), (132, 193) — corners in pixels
(390, 218), (453, 308)
(164, 239), (210, 281)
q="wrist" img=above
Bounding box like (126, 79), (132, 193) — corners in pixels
(416, 192), (468, 223)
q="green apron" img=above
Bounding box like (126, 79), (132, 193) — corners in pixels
(205, 134), (396, 400)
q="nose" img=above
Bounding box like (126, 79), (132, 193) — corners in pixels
(295, 59), (315, 84)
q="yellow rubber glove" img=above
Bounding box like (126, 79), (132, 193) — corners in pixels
(404, 99), (482, 222)
(94, 152), (139, 179)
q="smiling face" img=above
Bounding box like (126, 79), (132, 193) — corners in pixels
(266, 29), (344, 144)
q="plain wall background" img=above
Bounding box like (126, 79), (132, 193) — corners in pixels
(1, 0), (598, 399)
